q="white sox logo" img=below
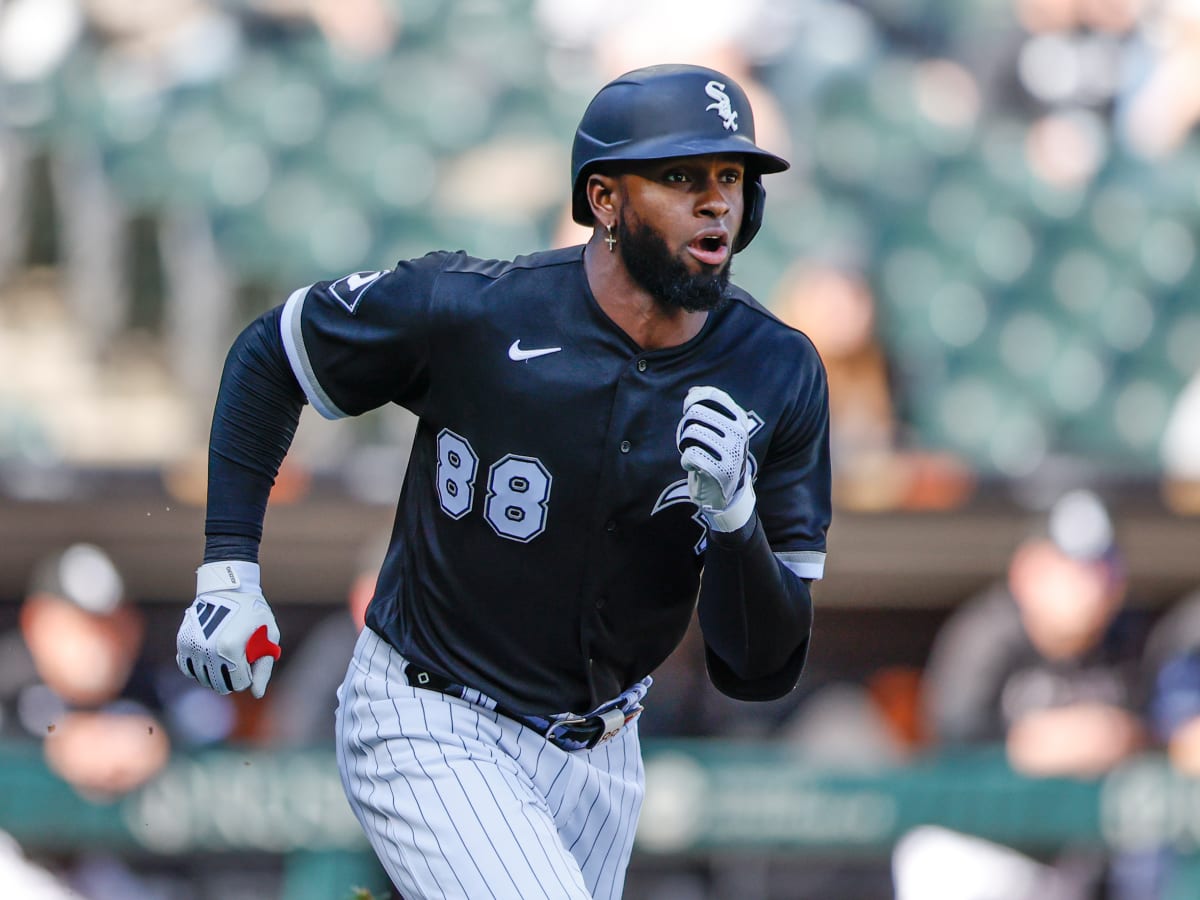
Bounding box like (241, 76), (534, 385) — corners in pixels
(653, 409), (763, 553)
(330, 271), (385, 313)
(704, 81), (739, 132)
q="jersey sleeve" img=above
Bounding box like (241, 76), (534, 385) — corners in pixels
(280, 252), (450, 418)
(704, 635), (810, 702)
(755, 348), (832, 580)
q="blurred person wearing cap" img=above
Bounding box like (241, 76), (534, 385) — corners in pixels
(922, 490), (1144, 777)
(0, 544), (183, 899)
(0, 543), (172, 798)
(894, 491), (1150, 900)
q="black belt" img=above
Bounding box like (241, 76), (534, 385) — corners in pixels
(402, 663), (636, 751)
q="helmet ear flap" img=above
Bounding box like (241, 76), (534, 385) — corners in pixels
(734, 178), (766, 253)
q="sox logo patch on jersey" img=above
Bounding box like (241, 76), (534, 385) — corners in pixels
(330, 271), (385, 313)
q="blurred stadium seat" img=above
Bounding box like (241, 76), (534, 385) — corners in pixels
(3, 1), (1196, 478)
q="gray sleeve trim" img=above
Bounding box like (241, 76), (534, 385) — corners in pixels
(776, 550), (825, 580)
(280, 286), (347, 420)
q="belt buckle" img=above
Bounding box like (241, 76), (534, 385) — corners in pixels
(592, 707), (628, 747)
(547, 708), (628, 750)
(545, 704), (641, 750)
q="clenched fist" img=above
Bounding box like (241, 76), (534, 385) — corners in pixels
(176, 561), (281, 699)
(676, 385), (756, 533)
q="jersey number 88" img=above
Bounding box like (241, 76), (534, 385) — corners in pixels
(436, 429), (552, 543)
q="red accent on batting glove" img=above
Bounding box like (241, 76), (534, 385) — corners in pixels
(245, 624), (282, 664)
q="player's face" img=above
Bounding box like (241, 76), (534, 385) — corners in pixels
(615, 155), (746, 312)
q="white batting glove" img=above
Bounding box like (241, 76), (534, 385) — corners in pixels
(176, 561), (281, 699)
(676, 385), (756, 533)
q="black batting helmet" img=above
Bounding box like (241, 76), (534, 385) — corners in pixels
(571, 64), (789, 252)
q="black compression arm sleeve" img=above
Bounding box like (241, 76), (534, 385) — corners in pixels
(697, 515), (814, 700)
(203, 306), (306, 563)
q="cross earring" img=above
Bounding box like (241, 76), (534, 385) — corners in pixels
(605, 224), (617, 252)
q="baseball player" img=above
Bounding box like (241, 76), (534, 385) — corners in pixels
(176, 64), (831, 898)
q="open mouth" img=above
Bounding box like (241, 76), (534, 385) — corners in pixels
(688, 233), (730, 266)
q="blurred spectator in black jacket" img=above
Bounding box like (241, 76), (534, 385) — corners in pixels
(922, 490), (1144, 772)
(0, 543), (233, 899)
(0, 543), (171, 796)
(896, 490), (1150, 900)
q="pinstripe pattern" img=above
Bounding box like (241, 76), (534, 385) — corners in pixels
(336, 629), (645, 899)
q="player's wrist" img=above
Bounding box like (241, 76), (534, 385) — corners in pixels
(204, 534), (260, 565)
(701, 480), (756, 534)
(196, 560), (262, 596)
(706, 511), (759, 551)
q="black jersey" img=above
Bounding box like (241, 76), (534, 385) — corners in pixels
(281, 245), (831, 714)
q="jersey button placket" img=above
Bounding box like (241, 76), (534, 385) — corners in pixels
(619, 440), (631, 453)
(636, 359), (648, 373)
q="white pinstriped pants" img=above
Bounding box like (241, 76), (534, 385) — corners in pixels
(335, 628), (645, 899)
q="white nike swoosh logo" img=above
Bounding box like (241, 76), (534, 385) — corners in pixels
(508, 340), (562, 361)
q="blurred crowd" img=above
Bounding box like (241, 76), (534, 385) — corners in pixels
(0, 0), (1198, 500)
(6, 493), (1200, 898)
(0, 540), (391, 898)
(0, 543), (231, 897)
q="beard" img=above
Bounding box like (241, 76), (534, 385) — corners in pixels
(616, 212), (731, 313)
